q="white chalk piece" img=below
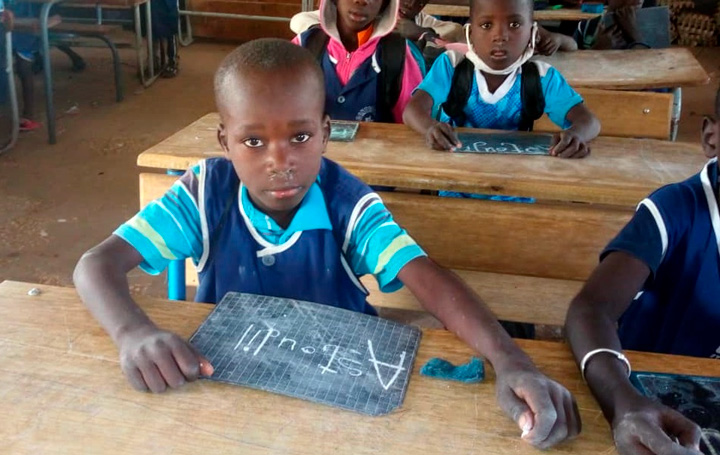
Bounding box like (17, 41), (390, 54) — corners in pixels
(189, 292), (422, 416)
(27, 288), (41, 296)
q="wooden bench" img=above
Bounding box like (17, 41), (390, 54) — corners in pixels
(536, 88), (674, 140)
(139, 173), (633, 326)
(13, 15), (62, 33)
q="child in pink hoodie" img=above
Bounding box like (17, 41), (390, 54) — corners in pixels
(292, 0), (423, 123)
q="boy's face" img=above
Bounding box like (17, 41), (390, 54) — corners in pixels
(470, 0), (532, 71)
(217, 67), (330, 225)
(399, 0), (428, 20)
(701, 115), (719, 160)
(336, 0), (385, 33)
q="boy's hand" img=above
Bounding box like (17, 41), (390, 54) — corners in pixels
(118, 323), (214, 393)
(535, 31), (562, 56)
(550, 130), (590, 158)
(614, 6), (641, 44)
(2, 9), (14, 31)
(496, 362), (581, 449)
(395, 19), (431, 41)
(612, 394), (702, 455)
(594, 23), (626, 50)
(425, 121), (461, 151)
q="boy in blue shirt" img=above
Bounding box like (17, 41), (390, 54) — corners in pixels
(74, 38), (580, 450)
(565, 86), (720, 455)
(403, 0), (600, 158)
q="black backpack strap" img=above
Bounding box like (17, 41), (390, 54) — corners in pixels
(439, 57), (474, 127)
(303, 25), (330, 63)
(376, 32), (406, 123)
(518, 61), (546, 132)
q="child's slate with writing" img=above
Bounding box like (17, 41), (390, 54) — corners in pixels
(189, 292), (422, 416)
(329, 120), (360, 142)
(455, 132), (552, 156)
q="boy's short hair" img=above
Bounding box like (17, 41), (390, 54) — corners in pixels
(469, 0), (533, 19)
(213, 38), (325, 113)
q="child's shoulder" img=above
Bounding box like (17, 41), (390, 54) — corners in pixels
(646, 160), (715, 223)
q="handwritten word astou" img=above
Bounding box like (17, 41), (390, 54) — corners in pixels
(459, 140), (551, 155)
(233, 323), (409, 391)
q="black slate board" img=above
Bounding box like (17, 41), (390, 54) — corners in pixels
(189, 292), (422, 416)
(329, 120), (360, 142)
(455, 132), (553, 155)
(632, 372), (720, 454)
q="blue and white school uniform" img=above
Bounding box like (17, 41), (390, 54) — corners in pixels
(116, 157), (426, 314)
(603, 157), (720, 358)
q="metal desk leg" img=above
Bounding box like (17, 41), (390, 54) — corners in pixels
(40, 0), (61, 144)
(146, 0), (154, 79)
(1, 30), (19, 154)
(167, 169), (186, 301)
(671, 87), (682, 142)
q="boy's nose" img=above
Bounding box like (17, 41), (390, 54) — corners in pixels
(267, 143), (294, 173)
(492, 25), (509, 42)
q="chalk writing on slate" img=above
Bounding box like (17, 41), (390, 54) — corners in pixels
(189, 292), (422, 416)
(632, 372), (720, 455)
(329, 120), (360, 142)
(455, 132), (552, 156)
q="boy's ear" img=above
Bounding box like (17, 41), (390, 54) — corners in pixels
(701, 116), (719, 159)
(217, 123), (230, 155)
(321, 114), (331, 154)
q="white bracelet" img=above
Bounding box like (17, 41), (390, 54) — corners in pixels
(580, 348), (631, 382)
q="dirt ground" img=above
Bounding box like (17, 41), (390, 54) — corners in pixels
(1, 41), (719, 306)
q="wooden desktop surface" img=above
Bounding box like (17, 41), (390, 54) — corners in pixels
(136, 114), (708, 207)
(3, 280), (720, 454)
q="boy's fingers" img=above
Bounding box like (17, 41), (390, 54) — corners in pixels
(170, 340), (202, 382)
(520, 387), (558, 444)
(666, 411), (702, 450)
(136, 358), (168, 393)
(535, 389), (569, 448)
(155, 349), (188, 389)
(430, 127), (455, 151)
(124, 365), (149, 392)
(438, 123), (461, 148)
(199, 356), (215, 376)
(497, 384), (533, 434)
(551, 134), (571, 156)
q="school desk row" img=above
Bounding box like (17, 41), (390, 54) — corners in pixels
(2, 280), (719, 455)
(137, 115), (707, 309)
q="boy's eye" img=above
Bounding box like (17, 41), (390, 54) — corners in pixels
(479, 22), (492, 30)
(243, 138), (264, 148)
(290, 133), (311, 144)
(509, 21), (521, 28)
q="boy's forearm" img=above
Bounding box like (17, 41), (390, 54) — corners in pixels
(74, 249), (155, 346)
(566, 298), (637, 423)
(567, 105), (601, 143)
(559, 34), (578, 52)
(403, 93), (437, 137)
(401, 260), (532, 371)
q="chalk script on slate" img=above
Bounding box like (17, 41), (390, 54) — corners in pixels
(189, 292), (422, 416)
(455, 132), (552, 156)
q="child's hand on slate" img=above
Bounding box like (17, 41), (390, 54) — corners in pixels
(550, 130), (590, 158)
(495, 361), (581, 449)
(117, 323), (214, 393)
(611, 393), (702, 455)
(425, 121), (461, 151)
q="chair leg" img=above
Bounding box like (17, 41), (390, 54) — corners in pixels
(93, 35), (124, 102)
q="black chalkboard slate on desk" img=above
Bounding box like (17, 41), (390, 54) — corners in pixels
(632, 372), (720, 454)
(455, 132), (553, 156)
(189, 292), (422, 416)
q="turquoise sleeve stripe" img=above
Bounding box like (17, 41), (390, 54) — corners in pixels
(348, 199), (427, 292)
(542, 67), (584, 129)
(113, 178), (203, 275)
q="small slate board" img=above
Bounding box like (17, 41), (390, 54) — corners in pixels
(329, 120), (360, 142)
(189, 292), (422, 416)
(632, 371), (720, 453)
(455, 132), (552, 156)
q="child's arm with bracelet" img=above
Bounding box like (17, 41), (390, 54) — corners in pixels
(399, 257), (581, 449)
(550, 103), (600, 158)
(565, 252), (702, 455)
(403, 89), (462, 151)
(74, 235), (214, 393)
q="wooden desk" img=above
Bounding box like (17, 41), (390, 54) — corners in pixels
(137, 114), (707, 208)
(423, 4), (601, 21)
(2, 280), (720, 454)
(537, 48), (710, 90)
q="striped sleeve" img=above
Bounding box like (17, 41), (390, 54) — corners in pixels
(345, 194), (426, 292)
(114, 164), (204, 275)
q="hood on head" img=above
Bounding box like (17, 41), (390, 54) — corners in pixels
(319, 0), (400, 44)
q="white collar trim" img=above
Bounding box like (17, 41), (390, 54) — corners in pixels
(474, 67), (520, 105)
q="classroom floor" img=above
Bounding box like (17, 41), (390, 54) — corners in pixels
(1, 42), (719, 333)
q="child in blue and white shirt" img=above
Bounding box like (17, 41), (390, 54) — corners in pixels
(404, 0), (600, 159)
